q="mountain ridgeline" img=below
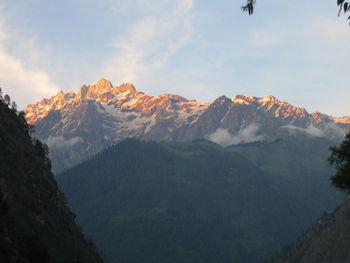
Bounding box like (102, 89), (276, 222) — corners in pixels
(0, 99), (105, 262)
(24, 78), (350, 172)
(57, 138), (343, 263)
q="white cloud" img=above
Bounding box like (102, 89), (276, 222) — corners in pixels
(0, 50), (60, 97)
(324, 122), (347, 138)
(208, 124), (264, 147)
(102, 0), (194, 85)
(46, 136), (83, 149)
(0, 4), (60, 110)
(283, 125), (326, 137)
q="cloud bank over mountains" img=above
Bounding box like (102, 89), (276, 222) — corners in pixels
(283, 125), (326, 138)
(46, 136), (83, 149)
(209, 124), (264, 147)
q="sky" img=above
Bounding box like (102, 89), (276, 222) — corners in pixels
(0, 0), (349, 116)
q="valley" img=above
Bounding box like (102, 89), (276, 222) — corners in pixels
(2, 1), (350, 262)
(1, 79), (349, 263)
(22, 79), (349, 263)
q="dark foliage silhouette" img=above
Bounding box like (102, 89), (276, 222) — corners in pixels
(329, 132), (350, 190)
(242, 0), (350, 23)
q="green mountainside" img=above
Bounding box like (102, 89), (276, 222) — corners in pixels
(0, 100), (105, 263)
(57, 138), (342, 263)
(228, 136), (342, 214)
(266, 135), (350, 263)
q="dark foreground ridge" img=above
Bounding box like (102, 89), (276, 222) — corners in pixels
(268, 195), (350, 263)
(0, 99), (105, 263)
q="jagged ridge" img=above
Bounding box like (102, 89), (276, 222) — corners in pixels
(24, 78), (350, 172)
(25, 78), (209, 125)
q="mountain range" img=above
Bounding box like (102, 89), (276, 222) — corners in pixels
(24, 78), (350, 172)
(16, 78), (350, 262)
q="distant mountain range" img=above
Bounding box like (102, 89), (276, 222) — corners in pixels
(21, 78), (350, 263)
(24, 78), (350, 172)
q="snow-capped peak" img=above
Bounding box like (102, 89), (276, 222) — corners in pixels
(232, 94), (308, 120)
(24, 78), (209, 124)
(334, 116), (350, 124)
(23, 79), (350, 172)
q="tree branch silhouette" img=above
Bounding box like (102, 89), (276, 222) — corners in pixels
(241, 0), (350, 23)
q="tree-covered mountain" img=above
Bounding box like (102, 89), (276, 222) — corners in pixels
(57, 138), (342, 263)
(228, 135), (342, 214)
(266, 133), (350, 263)
(0, 97), (105, 263)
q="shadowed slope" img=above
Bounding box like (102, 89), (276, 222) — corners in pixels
(0, 100), (105, 263)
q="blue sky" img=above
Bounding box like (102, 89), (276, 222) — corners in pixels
(0, 0), (349, 116)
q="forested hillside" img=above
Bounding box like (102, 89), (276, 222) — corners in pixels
(267, 133), (350, 263)
(268, 196), (350, 263)
(0, 97), (105, 263)
(228, 135), (342, 214)
(57, 138), (342, 263)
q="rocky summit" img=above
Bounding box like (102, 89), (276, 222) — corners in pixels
(24, 78), (350, 172)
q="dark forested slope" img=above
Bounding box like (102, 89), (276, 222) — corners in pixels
(267, 134), (350, 263)
(228, 135), (342, 214)
(0, 99), (105, 263)
(268, 195), (350, 263)
(57, 138), (342, 263)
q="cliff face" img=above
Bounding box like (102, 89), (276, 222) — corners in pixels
(0, 100), (105, 263)
(269, 195), (350, 263)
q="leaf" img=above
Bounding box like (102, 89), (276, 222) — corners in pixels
(241, 0), (256, 15)
(248, 4), (254, 15)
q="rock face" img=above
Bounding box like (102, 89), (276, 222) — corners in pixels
(0, 99), (105, 263)
(268, 196), (350, 263)
(24, 78), (350, 172)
